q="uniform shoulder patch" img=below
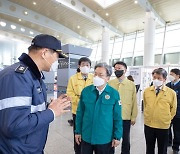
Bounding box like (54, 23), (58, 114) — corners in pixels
(15, 65), (28, 74)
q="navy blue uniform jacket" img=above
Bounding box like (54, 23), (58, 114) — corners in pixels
(167, 81), (180, 118)
(0, 53), (54, 153)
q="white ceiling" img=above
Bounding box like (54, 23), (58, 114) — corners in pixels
(0, 0), (180, 46)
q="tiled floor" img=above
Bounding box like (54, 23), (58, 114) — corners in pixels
(44, 106), (176, 154)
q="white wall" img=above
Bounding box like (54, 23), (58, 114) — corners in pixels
(0, 34), (30, 66)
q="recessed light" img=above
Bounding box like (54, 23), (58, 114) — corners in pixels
(33, 2), (37, 5)
(30, 31), (34, 35)
(11, 25), (16, 29)
(19, 19), (22, 22)
(134, 1), (138, 4)
(24, 11), (28, 15)
(57, 35), (59, 38)
(0, 21), (6, 27)
(105, 13), (109, 16)
(77, 25), (80, 29)
(21, 28), (25, 32)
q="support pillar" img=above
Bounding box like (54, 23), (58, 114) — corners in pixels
(101, 27), (110, 64)
(144, 12), (156, 66)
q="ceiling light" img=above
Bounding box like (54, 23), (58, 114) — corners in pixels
(77, 25), (80, 29)
(33, 2), (37, 5)
(0, 21), (6, 27)
(134, 0), (138, 4)
(57, 35), (59, 38)
(19, 19), (22, 22)
(105, 13), (109, 16)
(24, 11), (28, 15)
(21, 28), (25, 32)
(30, 31), (34, 35)
(11, 25), (16, 29)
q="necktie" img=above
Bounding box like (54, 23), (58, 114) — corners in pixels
(96, 89), (99, 101)
(83, 76), (87, 81)
(156, 88), (160, 96)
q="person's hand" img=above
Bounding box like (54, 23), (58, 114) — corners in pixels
(112, 139), (120, 147)
(131, 120), (136, 125)
(48, 94), (71, 117)
(75, 134), (81, 145)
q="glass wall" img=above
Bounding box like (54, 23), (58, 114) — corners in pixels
(89, 22), (180, 66)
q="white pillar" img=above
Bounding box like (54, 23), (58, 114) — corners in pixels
(101, 27), (110, 64)
(144, 12), (156, 66)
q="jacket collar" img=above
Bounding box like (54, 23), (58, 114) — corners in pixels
(77, 72), (91, 80)
(91, 84), (111, 93)
(150, 85), (168, 91)
(18, 53), (41, 79)
(115, 77), (128, 85)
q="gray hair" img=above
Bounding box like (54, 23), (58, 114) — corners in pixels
(94, 62), (112, 77)
(156, 68), (167, 79)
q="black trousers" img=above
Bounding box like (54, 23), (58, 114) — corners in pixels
(168, 123), (172, 146)
(121, 120), (131, 154)
(81, 140), (114, 154)
(144, 125), (168, 154)
(172, 118), (180, 151)
(73, 114), (81, 154)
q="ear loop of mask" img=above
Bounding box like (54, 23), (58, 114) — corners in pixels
(43, 51), (57, 67)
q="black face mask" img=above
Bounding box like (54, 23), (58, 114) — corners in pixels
(115, 70), (124, 78)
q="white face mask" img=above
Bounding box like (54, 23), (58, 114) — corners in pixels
(153, 79), (164, 87)
(80, 66), (90, 74)
(43, 52), (57, 71)
(168, 75), (175, 82)
(50, 61), (58, 72)
(93, 76), (105, 87)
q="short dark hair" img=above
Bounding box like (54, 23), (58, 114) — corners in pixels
(170, 68), (180, 76)
(28, 45), (44, 52)
(94, 63), (112, 77)
(156, 68), (167, 79)
(152, 68), (157, 75)
(78, 57), (91, 66)
(113, 61), (127, 69)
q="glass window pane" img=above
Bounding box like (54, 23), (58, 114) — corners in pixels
(134, 56), (143, 66)
(89, 44), (98, 59)
(155, 33), (164, 49)
(164, 52), (180, 64)
(122, 57), (132, 66)
(155, 54), (162, 64)
(113, 41), (122, 56)
(165, 29), (180, 48)
(135, 37), (144, 52)
(122, 39), (135, 53)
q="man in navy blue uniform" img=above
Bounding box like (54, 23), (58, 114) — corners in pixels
(0, 34), (70, 153)
(167, 68), (180, 154)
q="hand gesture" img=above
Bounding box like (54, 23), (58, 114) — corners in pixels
(48, 94), (71, 117)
